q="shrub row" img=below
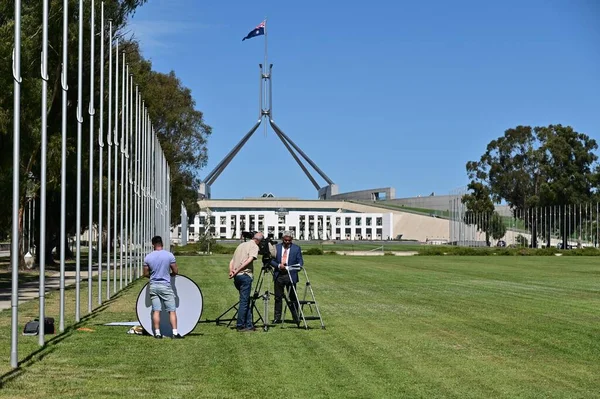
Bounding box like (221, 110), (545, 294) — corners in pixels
(416, 246), (600, 256)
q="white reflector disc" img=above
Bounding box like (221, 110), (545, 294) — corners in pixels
(136, 275), (203, 337)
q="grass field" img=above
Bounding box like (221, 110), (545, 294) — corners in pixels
(0, 255), (599, 398)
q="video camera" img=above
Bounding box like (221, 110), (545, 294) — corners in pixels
(241, 231), (277, 263)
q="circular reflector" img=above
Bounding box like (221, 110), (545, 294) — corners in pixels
(136, 275), (203, 337)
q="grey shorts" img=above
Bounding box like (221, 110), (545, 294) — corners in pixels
(149, 284), (176, 312)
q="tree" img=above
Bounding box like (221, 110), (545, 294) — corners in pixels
(461, 181), (506, 246)
(0, 1), (211, 266)
(466, 125), (600, 248)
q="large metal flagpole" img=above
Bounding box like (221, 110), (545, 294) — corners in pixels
(135, 89), (140, 276)
(59, 0), (69, 333)
(119, 52), (125, 290)
(124, 67), (130, 285)
(98, 1), (105, 305)
(75, 0), (85, 322)
(106, 21), (113, 300)
(129, 75), (134, 280)
(38, 0), (50, 346)
(11, 0), (22, 369)
(88, 0), (96, 313)
(113, 39), (119, 295)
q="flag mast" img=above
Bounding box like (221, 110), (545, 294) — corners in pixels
(263, 17), (268, 136)
(264, 17), (268, 72)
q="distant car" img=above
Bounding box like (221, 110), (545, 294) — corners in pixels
(496, 240), (507, 247)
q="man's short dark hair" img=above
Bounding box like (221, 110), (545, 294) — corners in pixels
(152, 236), (163, 246)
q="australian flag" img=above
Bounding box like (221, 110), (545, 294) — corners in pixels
(242, 21), (265, 41)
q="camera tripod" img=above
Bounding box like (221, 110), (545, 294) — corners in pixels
(215, 260), (325, 331)
(215, 261), (278, 331)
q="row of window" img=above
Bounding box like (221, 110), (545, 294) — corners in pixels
(196, 215), (384, 226)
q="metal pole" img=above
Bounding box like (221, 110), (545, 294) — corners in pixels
(123, 66), (129, 286)
(129, 74), (134, 280)
(75, 0), (85, 322)
(38, 0), (50, 346)
(59, 0), (69, 333)
(119, 52), (125, 290)
(129, 76), (134, 280)
(113, 39), (119, 295)
(88, 0), (96, 313)
(98, 1), (105, 305)
(11, 0), (22, 369)
(134, 88), (140, 277)
(106, 20), (113, 300)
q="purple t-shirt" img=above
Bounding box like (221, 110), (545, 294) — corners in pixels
(144, 249), (176, 285)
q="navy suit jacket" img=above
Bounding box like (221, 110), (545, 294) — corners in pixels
(270, 243), (303, 284)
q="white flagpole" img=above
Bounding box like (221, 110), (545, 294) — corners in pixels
(134, 88), (140, 277)
(75, 0), (85, 322)
(59, 0), (69, 333)
(124, 66), (129, 286)
(113, 38), (119, 295)
(119, 52), (125, 290)
(98, 1), (105, 305)
(11, 0), (23, 369)
(88, 0), (96, 313)
(38, 0), (50, 346)
(106, 20), (113, 300)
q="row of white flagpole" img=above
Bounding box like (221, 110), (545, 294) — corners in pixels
(10, 0), (172, 368)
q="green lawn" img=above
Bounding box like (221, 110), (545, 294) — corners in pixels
(0, 256), (599, 398)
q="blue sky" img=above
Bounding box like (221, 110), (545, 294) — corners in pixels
(128, 0), (600, 200)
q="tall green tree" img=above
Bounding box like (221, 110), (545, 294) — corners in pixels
(461, 182), (506, 246)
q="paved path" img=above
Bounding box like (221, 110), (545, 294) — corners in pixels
(0, 271), (98, 312)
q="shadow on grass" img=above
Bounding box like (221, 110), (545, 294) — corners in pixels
(0, 283), (138, 388)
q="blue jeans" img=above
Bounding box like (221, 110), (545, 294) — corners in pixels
(234, 274), (253, 329)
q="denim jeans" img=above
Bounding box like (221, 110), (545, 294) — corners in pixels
(234, 274), (253, 329)
(149, 283), (176, 312)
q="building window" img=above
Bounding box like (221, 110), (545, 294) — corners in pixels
(345, 217), (351, 225)
(189, 226), (195, 233)
(366, 217), (372, 226)
(336, 217), (341, 226)
(199, 216), (205, 225)
(376, 217), (382, 226)
(355, 217), (361, 226)
(220, 227), (226, 233)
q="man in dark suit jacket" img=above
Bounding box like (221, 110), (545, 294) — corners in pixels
(270, 230), (303, 323)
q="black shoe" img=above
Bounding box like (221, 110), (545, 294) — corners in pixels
(272, 319), (282, 324)
(172, 334), (184, 339)
(154, 334), (163, 339)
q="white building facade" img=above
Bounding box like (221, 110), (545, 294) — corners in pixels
(172, 209), (394, 243)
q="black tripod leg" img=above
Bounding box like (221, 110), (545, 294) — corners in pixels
(215, 301), (240, 327)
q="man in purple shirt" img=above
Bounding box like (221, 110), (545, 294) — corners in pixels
(143, 236), (183, 339)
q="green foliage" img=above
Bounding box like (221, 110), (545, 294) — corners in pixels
(416, 245), (572, 256)
(516, 234), (528, 248)
(324, 251), (339, 256)
(560, 247), (600, 256)
(466, 124), (600, 248)
(304, 247), (324, 255)
(383, 251), (395, 256)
